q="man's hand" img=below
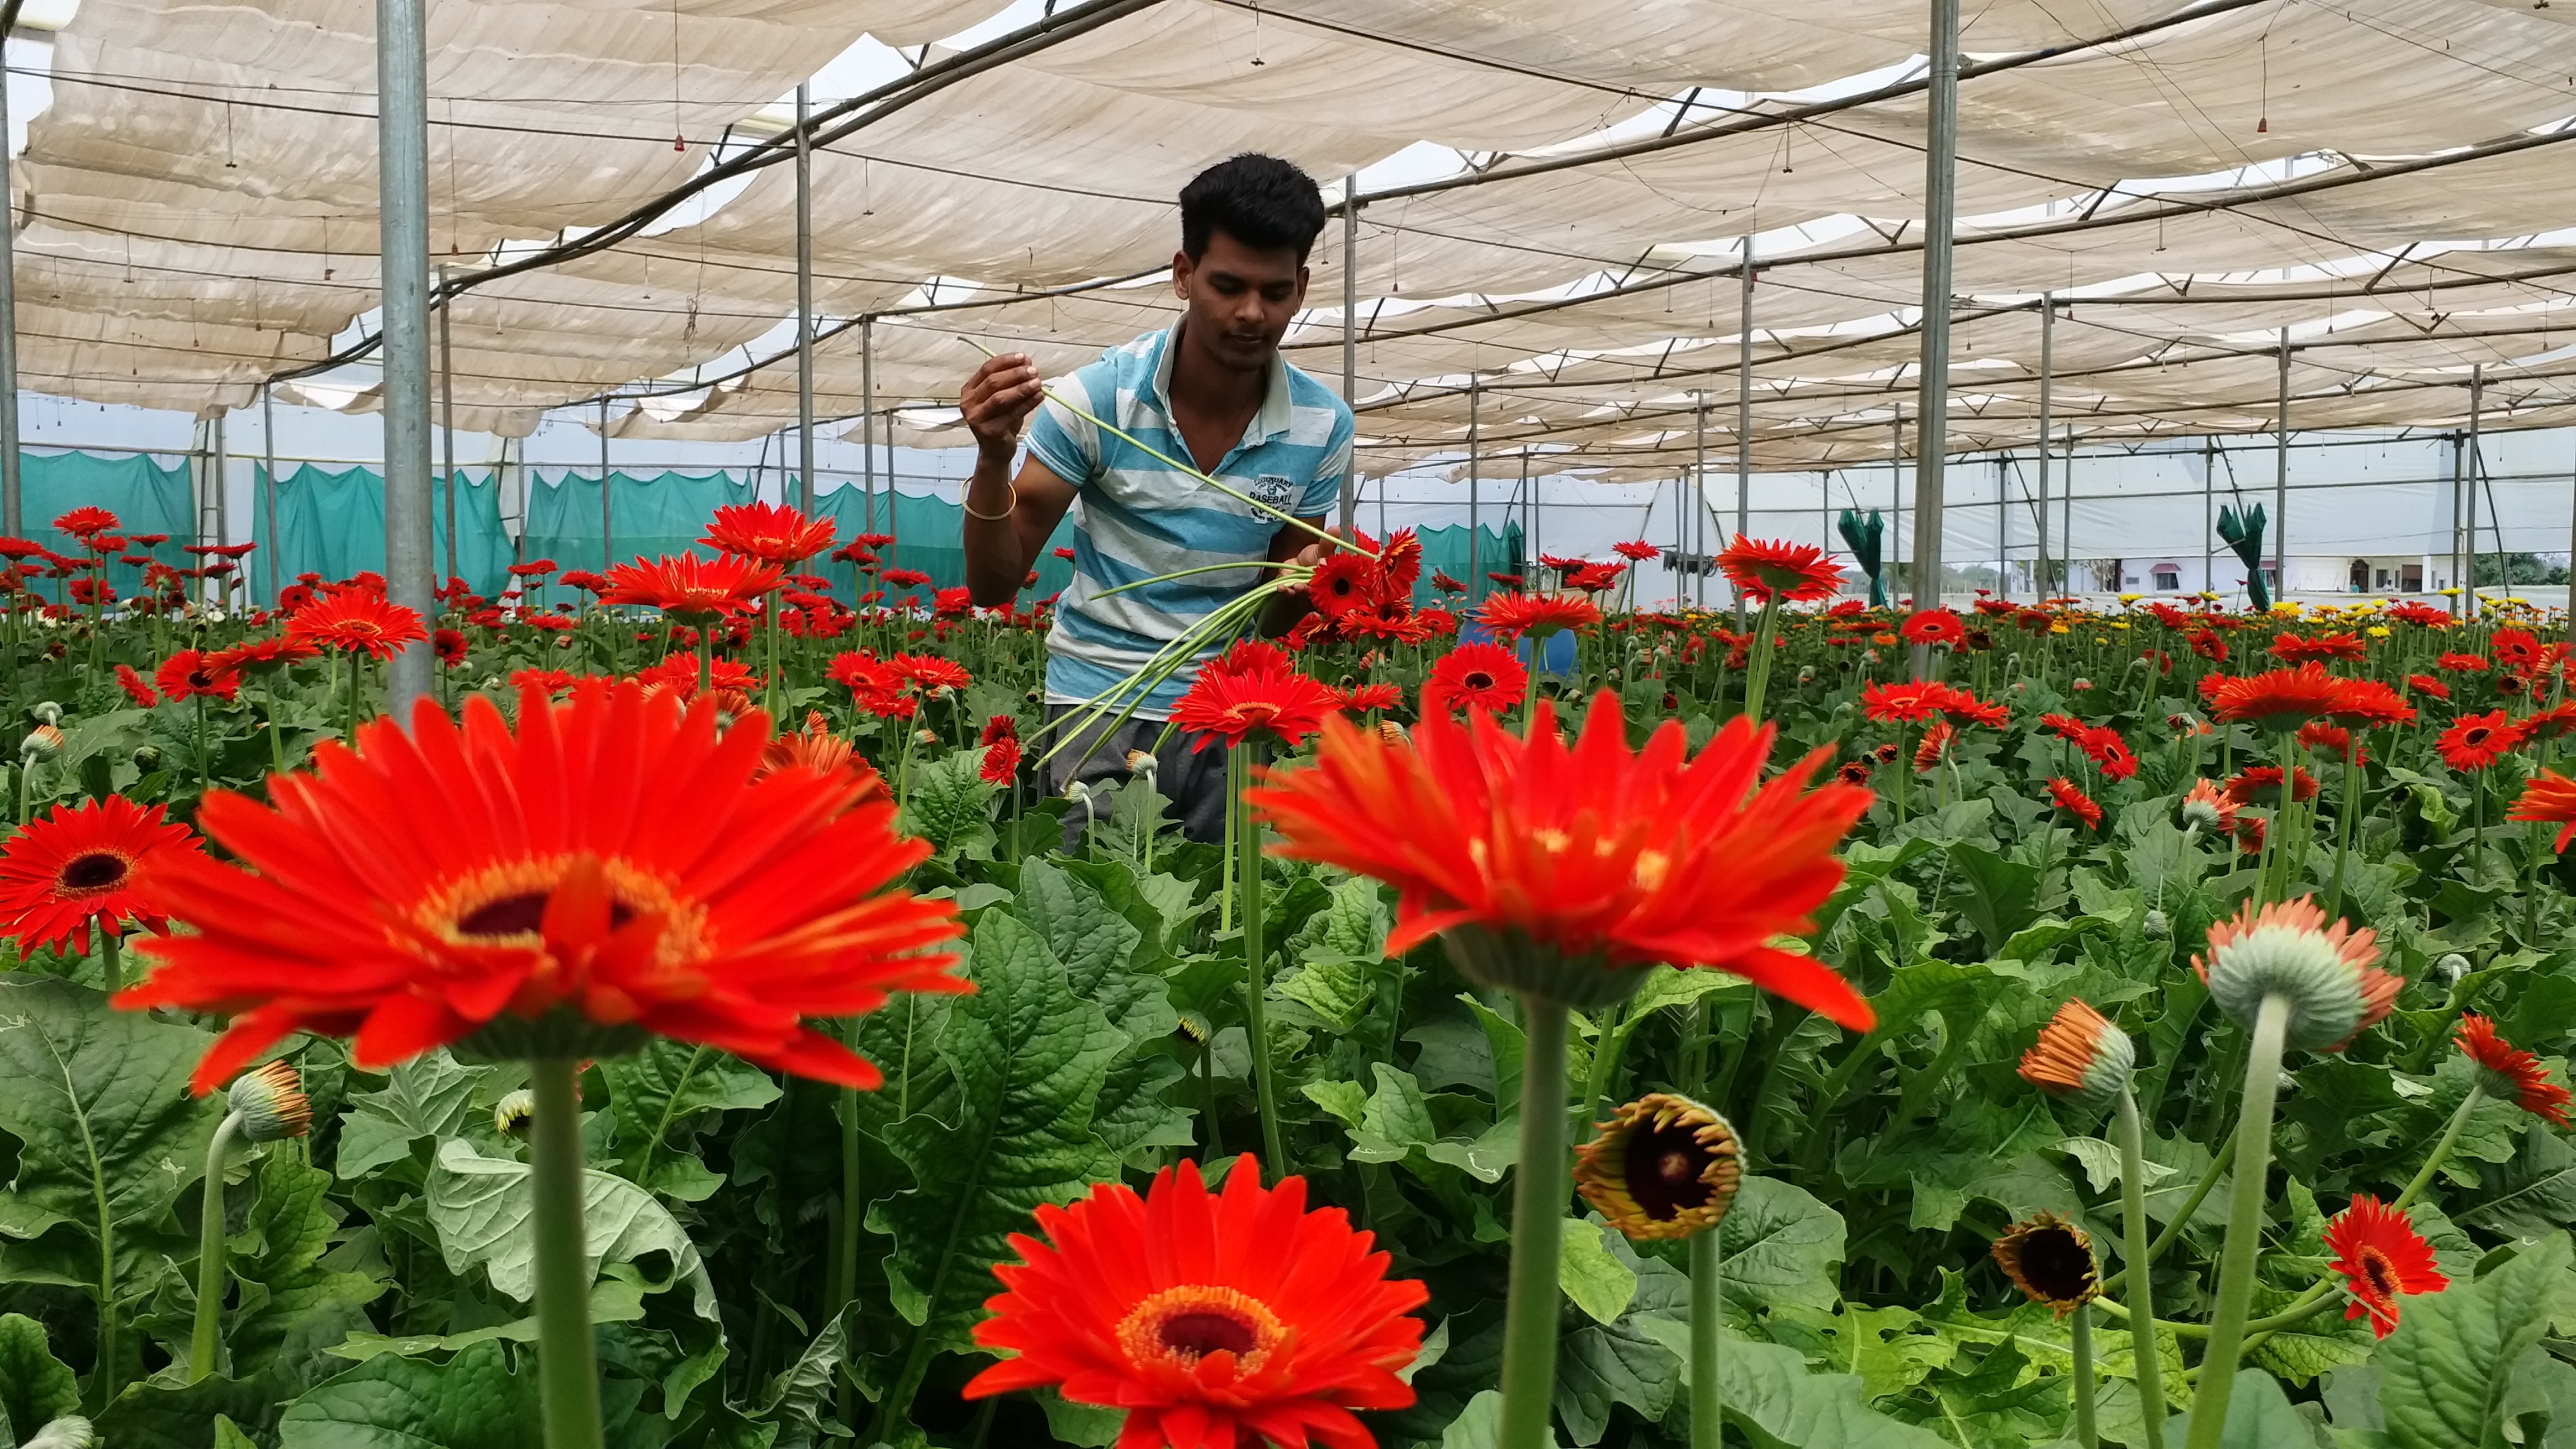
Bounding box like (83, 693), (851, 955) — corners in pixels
(961, 353), (1043, 458)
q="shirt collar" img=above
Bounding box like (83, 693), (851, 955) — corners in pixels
(1149, 321), (1295, 445)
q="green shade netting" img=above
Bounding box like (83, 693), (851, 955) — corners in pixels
(522, 470), (755, 576)
(250, 464), (512, 604)
(19, 450), (194, 599)
(1413, 521), (1523, 606)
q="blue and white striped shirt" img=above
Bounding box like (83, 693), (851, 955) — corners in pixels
(1025, 323), (1354, 718)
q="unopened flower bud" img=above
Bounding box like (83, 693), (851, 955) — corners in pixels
(494, 1088), (537, 1138)
(30, 700), (61, 725)
(2195, 897), (2399, 1052)
(1573, 1093), (1742, 1240)
(2016, 1000), (2134, 1110)
(2435, 953), (2471, 989)
(1992, 1211), (2100, 1315)
(1125, 750), (1158, 776)
(22, 1417), (96, 1449)
(20, 723), (63, 763)
(1173, 1010), (1214, 1050)
(2142, 908), (2170, 941)
(913, 728), (940, 747)
(226, 1060), (311, 1143)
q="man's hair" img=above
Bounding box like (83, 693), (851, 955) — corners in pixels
(1179, 154), (1327, 263)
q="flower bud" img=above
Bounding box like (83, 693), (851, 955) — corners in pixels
(1124, 749), (1157, 776)
(2141, 908), (2170, 941)
(1992, 1211), (2100, 1315)
(22, 1417), (96, 1449)
(494, 1088), (537, 1138)
(2016, 1000), (2134, 1111)
(20, 723), (61, 763)
(2435, 952), (2471, 989)
(1573, 1093), (1742, 1240)
(2194, 897), (2399, 1053)
(226, 1060), (311, 1143)
(30, 700), (61, 725)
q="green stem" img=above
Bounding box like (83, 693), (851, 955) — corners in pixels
(2394, 1080), (2483, 1215)
(2071, 1301), (2099, 1449)
(2325, 750), (2361, 920)
(195, 692), (210, 792)
(1235, 741), (1286, 1179)
(100, 933), (121, 996)
(188, 1110), (245, 1382)
(1741, 595), (1782, 721)
(1578, 1001), (1627, 1143)
(835, 1067), (861, 1427)
(1497, 996), (1571, 1449)
(2182, 992), (2291, 1449)
(529, 1056), (605, 1449)
(1689, 1227), (1722, 1449)
(2116, 1087), (2166, 1449)
(343, 653), (360, 745)
(695, 629), (713, 699)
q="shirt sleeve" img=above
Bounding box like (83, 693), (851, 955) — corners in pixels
(1022, 371), (1102, 489)
(1299, 405), (1356, 517)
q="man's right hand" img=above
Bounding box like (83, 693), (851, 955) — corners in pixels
(961, 353), (1044, 457)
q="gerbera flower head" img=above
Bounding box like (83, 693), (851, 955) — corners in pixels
(2407, 673), (2452, 701)
(285, 588), (430, 660)
(1305, 552), (1377, 622)
(2270, 631), (2366, 663)
(0, 794), (199, 956)
(115, 663), (159, 709)
(2457, 1015), (2573, 1128)
(1612, 539), (1661, 562)
(2493, 628), (2543, 673)
(2438, 652), (2491, 674)
(1992, 1212), (2100, 1316)
(1422, 642), (1528, 716)
(116, 680), (967, 1094)
(2327, 679), (2416, 730)
(2323, 1196), (2446, 1338)
(1901, 609), (1966, 648)
(2437, 709), (2527, 772)
(1715, 536), (1841, 604)
(2077, 727), (2138, 781)
(1170, 641), (1336, 752)
(2017, 998), (2134, 1110)
(2194, 896), (2397, 1053)
(2045, 777), (2103, 830)
(1478, 590), (1600, 640)
(155, 648), (241, 704)
(601, 553), (785, 623)
(51, 505), (119, 539)
(981, 734), (1024, 784)
(2210, 662), (2351, 733)
(2223, 765), (2319, 808)
(1860, 680), (1958, 725)
(964, 1155), (1426, 1447)
(2179, 779), (2239, 836)
(1327, 682), (1403, 714)
(700, 501), (836, 564)
(2509, 768), (2576, 853)
(1249, 690), (1875, 1021)
(1574, 1093), (1742, 1241)
(225, 1058), (313, 1143)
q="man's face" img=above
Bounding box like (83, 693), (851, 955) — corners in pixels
(1172, 230), (1308, 376)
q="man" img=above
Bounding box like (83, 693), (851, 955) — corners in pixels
(958, 153), (1353, 843)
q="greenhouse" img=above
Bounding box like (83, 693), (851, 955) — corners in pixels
(0, 1), (2573, 1447)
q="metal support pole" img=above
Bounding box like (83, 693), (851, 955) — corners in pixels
(2272, 329), (2289, 610)
(795, 83), (816, 516)
(1337, 176), (1360, 532)
(1909, 0), (1961, 661)
(437, 266), (457, 588)
(1891, 405), (1905, 581)
(1692, 392), (1711, 614)
(2035, 295), (2052, 595)
(862, 315), (879, 545)
(1996, 456), (2009, 599)
(2466, 365), (2483, 619)
(2061, 424), (2072, 590)
(212, 413), (228, 548)
(376, 0), (435, 711)
(1736, 238), (1754, 619)
(1467, 382), (1480, 604)
(2202, 436), (2214, 599)
(262, 385), (279, 602)
(598, 397), (613, 567)
(2450, 432), (2465, 613)
(2564, 433), (2576, 639)
(0, 1), (21, 542)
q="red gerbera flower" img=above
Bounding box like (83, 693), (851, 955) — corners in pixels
(2327, 679), (2415, 730)
(510, 667), (579, 698)
(1422, 642), (1529, 716)
(2045, 777), (2103, 830)
(2492, 628), (2542, 673)
(700, 501), (836, 565)
(1303, 553), (1379, 622)
(2269, 632), (2366, 663)
(602, 553), (785, 622)
(1901, 609), (1966, 648)
(981, 734), (1023, 784)
(2223, 765), (2320, 807)
(2510, 768), (2576, 852)
(434, 627), (467, 666)
(1248, 690), (1876, 1026)
(2437, 652), (2491, 674)
(1171, 641), (1336, 752)
(2298, 722), (2365, 765)
(51, 505), (119, 539)
(1713, 536), (1841, 604)
(1327, 682), (1404, 714)
(2456, 1015), (2573, 1128)
(207, 636), (322, 677)
(115, 663), (159, 709)
(964, 1155), (1427, 1449)
(0, 795), (199, 955)
(2407, 673), (2451, 701)
(2437, 709), (2527, 772)
(1478, 591), (1601, 639)
(1612, 539), (1660, 562)
(2186, 629), (2228, 662)
(1860, 681), (1958, 725)
(286, 588), (430, 660)
(2078, 727), (2138, 782)
(156, 648), (242, 704)
(2322, 1196), (2446, 1339)
(1429, 570), (1466, 596)
(118, 681), (968, 1094)
(2209, 662), (2350, 733)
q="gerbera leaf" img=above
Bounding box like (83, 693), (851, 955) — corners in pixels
(423, 1138), (720, 1323)
(2377, 1232), (2569, 1449)
(271, 1338), (534, 1446)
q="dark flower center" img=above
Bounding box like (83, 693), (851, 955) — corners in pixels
(59, 853), (128, 891)
(458, 891), (637, 938)
(1623, 1123), (1713, 1220)
(1158, 1310), (1259, 1360)
(2013, 1226), (2096, 1302)
(1464, 670), (1495, 690)
(2359, 1247), (2399, 1298)
(2464, 727), (2492, 746)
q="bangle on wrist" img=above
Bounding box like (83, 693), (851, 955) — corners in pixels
(963, 479), (1017, 522)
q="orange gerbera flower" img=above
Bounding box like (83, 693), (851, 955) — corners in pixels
(2194, 897), (2398, 1052)
(964, 1156), (1427, 1449)
(0, 795), (199, 955)
(2456, 1015), (2573, 1128)
(1248, 690), (1874, 1022)
(116, 681), (966, 1094)
(1422, 642), (1527, 715)
(2017, 999), (2132, 1109)
(2045, 777), (2102, 830)
(1714, 536), (1841, 604)
(2209, 662), (2349, 732)
(2509, 767), (2576, 851)
(2322, 1196), (2446, 1338)
(284, 587), (429, 660)
(1478, 591), (1601, 639)
(2437, 709), (2526, 772)
(1170, 641), (1336, 752)
(700, 501), (836, 565)
(600, 553), (785, 622)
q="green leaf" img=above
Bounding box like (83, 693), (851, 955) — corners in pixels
(2163, 1367), (2319, 1448)
(1016, 861), (1190, 1167)
(1715, 1177), (1847, 1324)
(211, 1417), (259, 1449)
(901, 747), (998, 861)
(1037, 1386), (1126, 1448)
(276, 1340), (539, 1448)
(872, 910), (1124, 1354)
(2379, 1233), (2572, 1449)
(424, 1138), (718, 1321)
(0, 974), (219, 1295)
(224, 1145), (388, 1390)
(1949, 843), (2043, 955)
(1439, 1389), (1563, 1449)
(1555, 1234), (1684, 1445)
(2455, 1122), (2576, 1239)
(0, 1313), (79, 1443)
(2054, 1137), (2176, 1194)
(333, 1049), (489, 1181)
(94, 1374), (287, 1448)
(1558, 1218), (1639, 1325)
(1766, 1303), (1957, 1403)
(1633, 1320), (1955, 1448)
(596, 1039), (779, 1200)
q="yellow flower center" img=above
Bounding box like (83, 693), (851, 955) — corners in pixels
(416, 854), (709, 973)
(1115, 1285), (1286, 1378)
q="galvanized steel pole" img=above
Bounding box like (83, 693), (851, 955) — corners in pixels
(2035, 295), (2052, 595)
(1909, 0), (1961, 670)
(1467, 382), (1480, 605)
(862, 315), (878, 541)
(377, 0), (437, 711)
(1736, 238), (1754, 619)
(0, 0), (22, 542)
(438, 264), (457, 587)
(262, 384), (279, 602)
(2273, 328), (2289, 609)
(599, 396), (614, 567)
(2467, 364), (2483, 620)
(795, 82), (816, 515)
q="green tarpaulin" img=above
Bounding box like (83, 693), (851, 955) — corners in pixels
(251, 463), (513, 603)
(20, 449), (194, 599)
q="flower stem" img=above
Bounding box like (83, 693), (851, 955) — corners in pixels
(2182, 992), (2291, 1449)
(834, 1074), (861, 1428)
(1498, 997), (1571, 1449)
(695, 629), (713, 698)
(100, 933), (121, 996)
(529, 1055), (604, 1449)
(2071, 1301), (2099, 1449)
(2394, 1080), (2483, 1214)
(2325, 750), (2361, 920)
(1234, 742), (1285, 1180)
(1689, 1227), (1722, 1449)
(2115, 1087), (2166, 1449)
(1740, 596), (1782, 721)
(188, 1110), (245, 1382)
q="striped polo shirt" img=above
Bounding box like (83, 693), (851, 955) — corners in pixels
(1025, 323), (1354, 718)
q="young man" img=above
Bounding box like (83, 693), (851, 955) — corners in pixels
(958, 153), (1355, 843)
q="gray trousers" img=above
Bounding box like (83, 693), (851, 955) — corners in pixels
(1043, 704), (1233, 849)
